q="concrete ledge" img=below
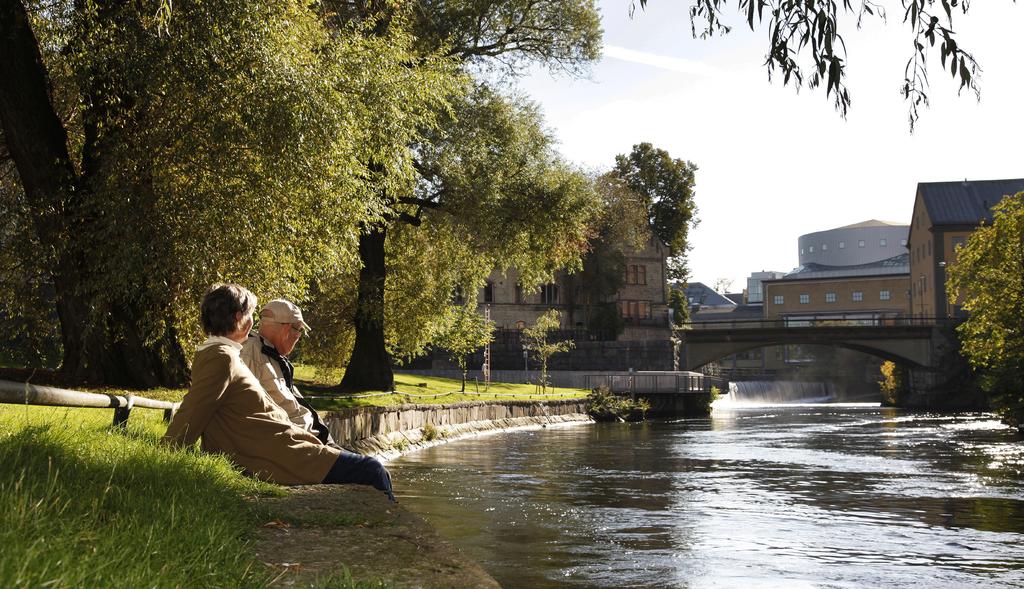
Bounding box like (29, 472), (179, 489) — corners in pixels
(253, 485), (501, 588)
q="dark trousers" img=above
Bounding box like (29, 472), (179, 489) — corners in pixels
(322, 450), (395, 502)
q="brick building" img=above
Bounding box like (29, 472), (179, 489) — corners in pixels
(478, 235), (671, 341)
(908, 178), (1024, 318)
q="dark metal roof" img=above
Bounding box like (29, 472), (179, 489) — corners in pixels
(682, 282), (736, 308)
(918, 179), (1024, 226)
(776, 253), (909, 280)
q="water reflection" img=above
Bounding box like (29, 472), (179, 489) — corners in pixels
(391, 405), (1024, 588)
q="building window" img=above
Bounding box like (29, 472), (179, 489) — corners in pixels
(540, 283), (559, 304)
(825, 292), (836, 303)
(900, 239), (907, 247)
(484, 281), (494, 303)
(822, 244), (828, 251)
(799, 294), (809, 304)
(620, 300), (650, 320)
(809, 245), (815, 253)
(880, 238), (887, 247)
(800, 248), (805, 255)
(624, 264), (647, 285)
(838, 241), (845, 249)
(852, 291), (863, 302)
(773, 295), (784, 305)
(858, 240), (866, 248)
(927, 241), (932, 257)
(514, 284), (524, 304)
(639, 301), (651, 319)
(515, 320), (526, 330)
(880, 290), (891, 301)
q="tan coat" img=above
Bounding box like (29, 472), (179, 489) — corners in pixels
(239, 334), (314, 432)
(163, 341), (338, 485)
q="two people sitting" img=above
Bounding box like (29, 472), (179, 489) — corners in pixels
(163, 284), (394, 501)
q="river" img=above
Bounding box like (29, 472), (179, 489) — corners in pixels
(390, 401), (1024, 588)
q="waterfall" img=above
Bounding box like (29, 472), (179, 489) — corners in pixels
(726, 381), (835, 404)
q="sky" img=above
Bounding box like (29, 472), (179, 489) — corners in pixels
(513, 0), (1023, 293)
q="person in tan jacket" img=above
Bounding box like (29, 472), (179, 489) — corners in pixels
(239, 299), (336, 447)
(163, 284), (393, 500)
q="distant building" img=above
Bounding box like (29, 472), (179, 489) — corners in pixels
(798, 219), (908, 267)
(764, 220), (911, 325)
(480, 235), (671, 341)
(746, 271), (786, 304)
(908, 178), (1024, 318)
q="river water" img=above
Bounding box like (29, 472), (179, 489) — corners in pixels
(390, 401), (1024, 588)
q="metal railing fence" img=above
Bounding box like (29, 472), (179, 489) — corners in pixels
(0, 379), (178, 427)
(583, 373), (725, 395)
(681, 316), (955, 331)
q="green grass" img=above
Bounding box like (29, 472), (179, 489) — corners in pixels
(0, 406), (385, 589)
(302, 373), (587, 411)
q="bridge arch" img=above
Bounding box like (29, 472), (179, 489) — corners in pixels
(680, 323), (937, 372)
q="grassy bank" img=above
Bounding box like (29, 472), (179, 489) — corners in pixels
(0, 406), (394, 589)
(301, 373), (587, 411)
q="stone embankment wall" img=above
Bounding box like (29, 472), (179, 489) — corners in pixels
(324, 399), (591, 460)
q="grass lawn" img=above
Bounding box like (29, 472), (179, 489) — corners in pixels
(0, 406), (385, 589)
(296, 372), (587, 411)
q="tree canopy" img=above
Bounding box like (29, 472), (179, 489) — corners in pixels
(631, 0), (1014, 130)
(0, 0), (459, 385)
(945, 192), (1024, 427)
(612, 143), (699, 282)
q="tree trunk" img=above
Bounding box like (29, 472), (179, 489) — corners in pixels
(339, 225), (395, 392)
(0, 0), (189, 388)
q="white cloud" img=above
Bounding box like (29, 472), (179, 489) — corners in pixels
(602, 44), (721, 77)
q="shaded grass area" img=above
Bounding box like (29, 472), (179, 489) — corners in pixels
(0, 406), (385, 589)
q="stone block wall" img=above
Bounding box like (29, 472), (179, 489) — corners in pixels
(323, 399), (591, 459)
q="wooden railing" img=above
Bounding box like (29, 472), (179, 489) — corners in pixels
(0, 379), (178, 427)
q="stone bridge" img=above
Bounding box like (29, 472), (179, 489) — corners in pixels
(678, 318), (983, 409)
(680, 319), (941, 371)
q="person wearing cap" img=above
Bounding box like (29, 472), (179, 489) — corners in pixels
(240, 299), (336, 447)
(164, 285), (395, 501)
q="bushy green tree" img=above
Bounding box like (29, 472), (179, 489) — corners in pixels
(945, 192), (1024, 426)
(335, 1), (604, 392)
(612, 143), (699, 282)
(433, 305), (494, 392)
(0, 0), (457, 386)
(524, 309), (575, 393)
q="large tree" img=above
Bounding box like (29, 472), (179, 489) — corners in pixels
(631, 0), (1014, 130)
(945, 192), (1024, 427)
(611, 143), (699, 282)
(332, 1), (604, 392)
(0, 0), (456, 386)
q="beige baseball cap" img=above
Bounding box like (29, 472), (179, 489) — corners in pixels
(260, 299), (311, 333)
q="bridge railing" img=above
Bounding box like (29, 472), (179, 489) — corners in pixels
(0, 379), (178, 427)
(681, 316), (953, 330)
(584, 373), (725, 395)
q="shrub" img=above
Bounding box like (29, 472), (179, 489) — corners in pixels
(421, 422), (441, 441)
(585, 386), (649, 422)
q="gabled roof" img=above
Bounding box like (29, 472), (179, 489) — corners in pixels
(682, 282), (736, 308)
(918, 179), (1024, 226)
